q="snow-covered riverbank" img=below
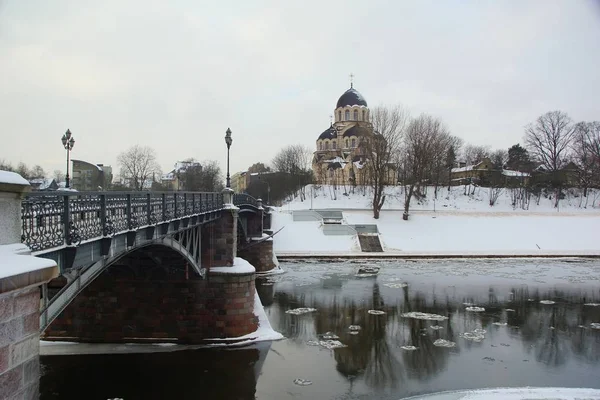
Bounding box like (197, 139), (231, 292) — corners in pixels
(272, 185), (600, 256)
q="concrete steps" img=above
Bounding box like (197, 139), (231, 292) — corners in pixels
(358, 234), (383, 252)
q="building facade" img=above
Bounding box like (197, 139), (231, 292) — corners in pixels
(72, 160), (113, 191)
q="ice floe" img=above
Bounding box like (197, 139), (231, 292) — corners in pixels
(591, 323), (600, 330)
(348, 325), (361, 331)
(285, 307), (317, 315)
(460, 328), (486, 342)
(320, 332), (339, 340)
(539, 300), (556, 305)
(383, 282), (408, 288)
(319, 340), (347, 349)
(401, 312), (448, 321)
(433, 339), (456, 348)
(465, 306), (485, 312)
(505, 309), (515, 312)
(584, 303), (600, 306)
(293, 378), (313, 386)
(492, 322), (508, 326)
(368, 310), (386, 315)
(401, 345), (418, 351)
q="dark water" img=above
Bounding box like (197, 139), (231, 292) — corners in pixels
(40, 259), (600, 400)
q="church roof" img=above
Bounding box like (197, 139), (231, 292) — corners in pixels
(318, 125), (337, 140)
(336, 87), (368, 108)
(342, 125), (371, 138)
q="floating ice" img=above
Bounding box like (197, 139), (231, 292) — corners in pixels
(492, 322), (508, 326)
(505, 309), (515, 312)
(293, 378), (313, 386)
(319, 340), (347, 349)
(401, 312), (448, 321)
(306, 340), (320, 346)
(349, 331), (359, 335)
(463, 302), (475, 306)
(401, 345), (418, 351)
(540, 300), (555, 305)
(348, 325), (361, 331)
(355, 273), (378, 278)
(591, 323), (600, 330)
(430, 325), (444, 330)
(320, 331), (339, 340)
(368, 310), (386, 315)
(465, 306), (485, 312)
(433, 339), (456, 348)
(286, 307), (317, 315)
(584, 303), (600, 307)
(383, 282), (408, 288)
(460, 328), (486, 342)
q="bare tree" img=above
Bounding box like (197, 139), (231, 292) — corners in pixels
(462, 144), (491, 165)
(365, 105), (409, 219)
(402, 114), (449, 220)
(572, 121), (600, 197)
(53, 169), (65, 183)
(272, 144), (313, 201)
(490, 149), (508, 169)
(117, 145), (162, 191)
(525, 111), (575, 175)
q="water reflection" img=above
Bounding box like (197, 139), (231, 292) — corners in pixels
(40, 343), (271, 400)
(261, 261), (600, 392)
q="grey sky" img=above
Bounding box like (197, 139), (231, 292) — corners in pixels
(1, 0), (599, 178)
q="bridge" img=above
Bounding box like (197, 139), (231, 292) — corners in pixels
(1, 173), (279, 398)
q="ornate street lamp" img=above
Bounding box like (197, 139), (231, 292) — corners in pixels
(225, 128), (233, 188)
(61, 129), (75, 188)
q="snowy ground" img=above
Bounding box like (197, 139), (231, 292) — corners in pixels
(272, 185), (600, 256)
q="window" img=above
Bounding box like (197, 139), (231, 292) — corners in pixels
(319, 142), (323, 150)
(351, 138), (356, 147)
(345, 110), (350, 120)
(326, 142), (330, 150)
(338, 111), (341, 121)
(345, 139), (348, 148)
(353, 110), (358, 120)
(332, 141), (337, 149)
(329, 169), (334, 178)
(362, 110), (365, 121)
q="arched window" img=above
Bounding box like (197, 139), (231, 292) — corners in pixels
(338, 111), (341, 121)
(329, 169), (334, 178)
(362, 110), (365, 121)
(345, 139), (349, 148)
(351, 138), (356, 147)
(326, 142), (330, 150)
(353, 110), (358, 120)
(345, 110), (350, 121)
(319, 142), (323, 150)
(332, 140), (337, 150)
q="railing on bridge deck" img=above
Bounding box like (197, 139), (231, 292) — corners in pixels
(21, 191), (224, 253)
(233, 193), (260, 208)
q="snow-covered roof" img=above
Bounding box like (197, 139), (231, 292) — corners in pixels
(451, 165), (475, 173)
(0, 170), (30, 186)
(29, 178), (56, 190)
(502, 169), (530, 177)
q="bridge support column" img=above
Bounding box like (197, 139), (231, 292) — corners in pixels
(0, 171), (59, 400)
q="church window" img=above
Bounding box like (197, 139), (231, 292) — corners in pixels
(353, 110), (358, 120)
(345, 139), (348, 148)
(362, 110), (365, 121)
(326, 142), (330, 150)
(345, 110), (350, 120)
(338, 111), (341, 121)
(351, 138), (356, 147)
(332, 140), (337, 149)
(319, 142), (323, 150)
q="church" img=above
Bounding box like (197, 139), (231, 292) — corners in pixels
(312, 84), (395, 186)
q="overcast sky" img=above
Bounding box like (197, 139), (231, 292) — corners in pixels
(1, 0), (599, 178)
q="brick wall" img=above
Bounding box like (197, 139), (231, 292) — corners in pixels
(0, 287), (41, 400)
(44, 268), (257, 343)
(201, 209), (237, 268)
(245, 211), (263, 238)
(238, 239), (277, 274)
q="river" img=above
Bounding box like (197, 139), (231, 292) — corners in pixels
(40, 259), (600, 399)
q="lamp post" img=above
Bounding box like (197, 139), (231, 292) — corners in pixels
(225, 128), (232, 188)
(61, 129), (75, 188)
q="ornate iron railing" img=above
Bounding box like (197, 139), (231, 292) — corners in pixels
(233, 193), (260, 208)
(21, 191), (224, 252)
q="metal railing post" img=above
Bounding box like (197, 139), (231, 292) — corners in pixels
(162, 193), (167, 221)
(100, 194), (107, 235)
(63, 195), (71, 245)
(183, 192), (188, 216)
(146, 193), (151, 225)
(174, 193), (178, 218)
(126, 193), (132, 230)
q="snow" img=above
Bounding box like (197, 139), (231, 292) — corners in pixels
(0, 170), (30, 186)
(502, 169), (530, 177)
(272, 185), (600, 256)
(402, 387), (600, 399)
(0, 243), (57, 279)
(210, 257), (255, 274)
